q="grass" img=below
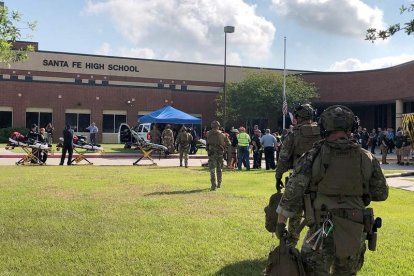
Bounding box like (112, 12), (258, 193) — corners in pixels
(0, 167), (412, 275)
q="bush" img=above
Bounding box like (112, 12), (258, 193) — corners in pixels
(0, 127), (29, 143)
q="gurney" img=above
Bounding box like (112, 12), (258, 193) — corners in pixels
(6, 134), (51, 165)
(130, 130), (169, 165)
(57, 135), (104, 165)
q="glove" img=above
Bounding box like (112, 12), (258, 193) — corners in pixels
(275, 223), (287, 239)
(276, 178), (284, 192)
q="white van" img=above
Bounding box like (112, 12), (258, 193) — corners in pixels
(118, 123), (152, 144)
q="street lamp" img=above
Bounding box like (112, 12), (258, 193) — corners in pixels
(223, 25), (235, 130)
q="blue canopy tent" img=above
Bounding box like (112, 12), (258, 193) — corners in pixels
(138, 106), (201, 125)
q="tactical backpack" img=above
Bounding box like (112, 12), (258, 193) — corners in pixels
(264, 238), (306, 276)
(264, 192), (283, 232)
(293, 123), (321, 165)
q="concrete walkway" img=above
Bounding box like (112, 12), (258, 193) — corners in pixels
(1, 148), (414, 192)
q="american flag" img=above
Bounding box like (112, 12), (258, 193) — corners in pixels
(282, 100), (288, 116)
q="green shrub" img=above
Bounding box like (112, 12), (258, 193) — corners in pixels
(0, 127), (29, 143)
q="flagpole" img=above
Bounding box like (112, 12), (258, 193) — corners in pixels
(282, 36), (287, 130)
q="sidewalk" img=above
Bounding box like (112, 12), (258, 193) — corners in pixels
(1, 148), (414, 192)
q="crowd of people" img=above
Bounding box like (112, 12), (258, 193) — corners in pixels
(353, 126), (412, 165)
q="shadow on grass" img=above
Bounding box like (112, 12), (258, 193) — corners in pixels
(144, 188), (210, 196)
(215, 259), (267, 276)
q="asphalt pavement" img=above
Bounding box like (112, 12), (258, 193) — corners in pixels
(1, 147), (414, 192)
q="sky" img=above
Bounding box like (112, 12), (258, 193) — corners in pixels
(5, 0), (414, 72)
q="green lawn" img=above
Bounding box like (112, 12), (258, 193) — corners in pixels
(0, 167), (412, 275)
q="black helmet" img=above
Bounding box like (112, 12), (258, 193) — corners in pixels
(319, 105), (359, 134)
(294, 104), (314, 120)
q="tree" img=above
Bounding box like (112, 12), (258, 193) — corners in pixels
(366, 4), (414, 42)
(217, 71), (318, 130)
(0, 3), (36, 64)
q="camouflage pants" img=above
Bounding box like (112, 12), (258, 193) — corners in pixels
(209, 154), (223, 189)
(163, 138), (175, 153)
(179, 145), (190, 166)
(301, 228), (366, 275)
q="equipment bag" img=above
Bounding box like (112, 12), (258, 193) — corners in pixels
(264, 238), (306, 276)
(264, 192), (283, 232)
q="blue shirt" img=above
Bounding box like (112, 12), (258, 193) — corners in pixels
(260, 134), (277, 148)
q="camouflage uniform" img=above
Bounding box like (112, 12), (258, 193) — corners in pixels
(150, 126), (161, 144)
(275, 105), (321, 245)
(206, 121), (229, 190)
(276, 105), (389, 275)
(176, 127), (193, 167)
(162, 126), (175, 153)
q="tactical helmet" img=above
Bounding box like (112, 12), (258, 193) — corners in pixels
(211, 120), (220, 129)
(319, 105), (359, 133)
(294, 104), (314, 120)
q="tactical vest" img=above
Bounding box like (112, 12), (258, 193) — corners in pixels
(293, 123), (321, 166)
(178, 131), (190, 146)
(207, 130), (225, 154)
(310, 142), (372, 198)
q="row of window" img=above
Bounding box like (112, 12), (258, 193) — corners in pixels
(0, 75), (188, 90)
(0, 111), (127, 133)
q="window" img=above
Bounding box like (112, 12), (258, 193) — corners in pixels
(65, 112), (90, 132)
(75, 79), (82, 84)
(157, 83), (164, 89)
(0, 111), (12, 128)
(102, 114), (126, 133)
(26, 111), (52, 129)
(181, 85), (187, 91)
(170, 84), (176, 90)
(25, 76), (33, 82)
(102, 80), (109, 86)
(89, 79), (95, 85)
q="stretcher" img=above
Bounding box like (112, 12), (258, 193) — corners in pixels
(130, 130), (169, 166)
(57, 136), (104, 165)
(6, 138), (51, 165)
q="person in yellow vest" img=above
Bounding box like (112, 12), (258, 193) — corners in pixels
(237, 126), (251, 170)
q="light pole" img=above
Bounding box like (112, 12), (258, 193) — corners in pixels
(223, 25), (235, 130)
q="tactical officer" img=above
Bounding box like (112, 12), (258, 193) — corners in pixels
(162, 124), (175, 153)
(206, 121), (229, 191)
(275, 103), (321, 245)
(149, 124), (161, 144)
(276, 105), (388, 275)
(175, 126), (193, 168)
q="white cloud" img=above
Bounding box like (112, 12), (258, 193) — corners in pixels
(271, 0), (385, 37)
(119, 47), (155, 59)
(94, 42), (112, 56)
(328, 54), (414, 71)
(85, 0), (275, 65)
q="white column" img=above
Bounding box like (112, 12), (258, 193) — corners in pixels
(396, 99), (403, 128)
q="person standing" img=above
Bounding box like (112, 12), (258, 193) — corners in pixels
(251, 129), (262, 169)
(379, 130), (389, 164)
(60, 124), (74, 166)
(45, 122), (54, 144)
(86, 122), (98, 144)
(162, 124), (175, 153)
(369, 128), (377, 154)
(275, 105), (388, 275)
(189, 127), (198, 154)
(236, 127), (251, 170)
(260, 129), (277, 170)
(175, 126), (193, 168)
(275, 104), (321, 246)
(227, 128), (238, 169)
(206, 121), (229, 191)
(149, 124), (161, 144)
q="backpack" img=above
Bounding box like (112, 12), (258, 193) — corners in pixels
(293, 123), (321, 165)
(264, 239), (306, 276)
(264, 192), (283, 232)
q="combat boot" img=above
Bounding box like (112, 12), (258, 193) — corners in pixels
(217, 183), (221, 188)
(210, 185), (217, 191)
(185, 161), (188, 168)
